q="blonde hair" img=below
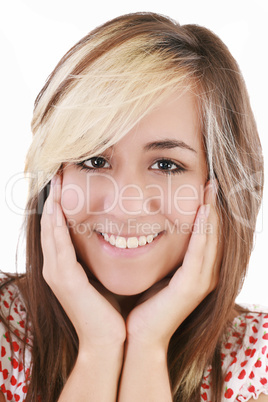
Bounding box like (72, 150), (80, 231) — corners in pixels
(26, 17), (196, 197)
(21, 12), (263, 401)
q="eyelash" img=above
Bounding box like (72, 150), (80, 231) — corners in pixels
(150, 159), (186, 175)
(78, 157), (111, 172)
(78, 157), (187, 175)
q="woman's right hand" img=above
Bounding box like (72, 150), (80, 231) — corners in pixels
(40, 174), (126, 351)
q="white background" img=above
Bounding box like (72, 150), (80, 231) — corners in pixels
(0, 0), (267, 306)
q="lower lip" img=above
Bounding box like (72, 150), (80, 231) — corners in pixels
(96, 232), (163, 258)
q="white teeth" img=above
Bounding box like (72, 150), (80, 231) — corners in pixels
(147, 234), (154, 243)
(101, 233), (159, 249)
(138, 236), (147, 246)
(127, 237), (139, 248)
(115, 236), (127, 248)
(104, 233), (109, 242)
(109, 235), (116, 246)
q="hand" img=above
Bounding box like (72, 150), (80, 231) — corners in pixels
(125, 180), (221, 350)
(40, 175), (126, 350)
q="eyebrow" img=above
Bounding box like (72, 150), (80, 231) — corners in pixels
(144, 139), (197, 154)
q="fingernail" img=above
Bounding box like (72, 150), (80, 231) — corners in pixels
(199, 204), (210, 218)
(211, 179), (218, 195)
(51, 176), (57, 187)
(204, 204), (210, 218)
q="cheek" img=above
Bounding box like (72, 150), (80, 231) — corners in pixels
(61, 182), (92, 244)
(61, 185), (86, 220)
(164, 180), (205, 222)
(61, 173), (120, 218)
(60, 173), (89, 223)
(174, 183), (202, 214)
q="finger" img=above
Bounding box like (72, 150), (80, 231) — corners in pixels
(204, 178), (218, 207)
(202, 180), (221, 288)
(49, 176), (78, 265)
(41, 176), (77, 287)
(200, 208), (219, 289)
(181, 203), (210, 272)
(52, 174), (62, 206)
(53, 201), (77, 264)
(175, 179), (218, 275)
(40, 179), (57, 267)
(171, 180), (217, 290)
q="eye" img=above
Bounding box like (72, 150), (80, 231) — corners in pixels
(78, 157), (111, 171)
(150, 159), (186, 175)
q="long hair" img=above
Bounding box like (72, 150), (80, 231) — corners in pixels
(4, 12), (263, 401)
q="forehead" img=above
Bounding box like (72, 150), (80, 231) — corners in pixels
(114, 90), (203, 153)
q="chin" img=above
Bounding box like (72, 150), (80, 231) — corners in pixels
(100, 276), (155, 297)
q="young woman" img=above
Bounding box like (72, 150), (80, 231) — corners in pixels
(0, 12), (267, 402)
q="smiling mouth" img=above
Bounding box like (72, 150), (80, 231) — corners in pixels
(99, 232), (160, 249)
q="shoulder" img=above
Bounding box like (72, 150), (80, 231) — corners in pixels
(222, 306), (268, 401)
(202, 305), (268, 402)
(0, 272), (31, 401)
(0, 273), (30, 339)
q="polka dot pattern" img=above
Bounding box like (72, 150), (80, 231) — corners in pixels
(201, 306), (268, 401)
(0, 274), (267, 401)
(0, 275), (31, 401)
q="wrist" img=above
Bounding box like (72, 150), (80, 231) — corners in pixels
(78, 342), (124, 368)
(125, 337), (168, 363)
(78, 327), (126, 352)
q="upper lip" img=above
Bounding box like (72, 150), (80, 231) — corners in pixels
(96, 230), (163, 237)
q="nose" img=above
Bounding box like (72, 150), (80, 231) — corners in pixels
(104, 182), (144, 217)
(103, 172), (161, 218)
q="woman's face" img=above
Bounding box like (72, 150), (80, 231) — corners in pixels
(61, 91), (208, 296)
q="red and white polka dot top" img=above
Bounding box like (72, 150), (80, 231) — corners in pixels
(201, 306), (268, 401)
(0, 275), (31, 401)
(0, 274), (267, 401)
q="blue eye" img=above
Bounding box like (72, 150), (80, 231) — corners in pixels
(150, 159), (186, 175)
(79, 157), (110, 171)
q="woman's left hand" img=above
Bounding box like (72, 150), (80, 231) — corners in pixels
(125, 180), (221, 351)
